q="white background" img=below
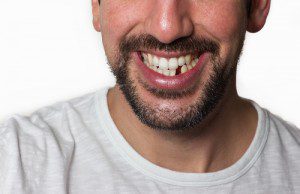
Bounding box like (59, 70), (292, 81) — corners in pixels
(0, 0), (299, 127)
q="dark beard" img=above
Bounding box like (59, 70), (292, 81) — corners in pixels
(109, 34), (243, 131)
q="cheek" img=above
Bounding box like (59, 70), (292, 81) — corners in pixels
(100, 1), (145, 52)
(193, 2), (246, 42)
(192, 2), (246, 65)
(99, 1), (149, 66)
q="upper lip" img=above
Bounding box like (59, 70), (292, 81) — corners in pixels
(139, 49), (198, 58)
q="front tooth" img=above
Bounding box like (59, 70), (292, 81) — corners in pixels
(181, 65), (187, 73)
(153, 56), (159, 66)
(168, 58), (179, 70)
(187, 64), (193, 70)
(185, 55), (191, 65)
(148, 54), (153, 65)
(159, 58), (169, 70)
(163, 69), (170, 76)
(178, 56), (186, 66)
(170, 69), (176, 76)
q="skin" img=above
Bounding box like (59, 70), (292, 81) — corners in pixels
(92, 0), (271, 172)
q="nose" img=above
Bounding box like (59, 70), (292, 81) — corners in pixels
(144, 0), (194, 44)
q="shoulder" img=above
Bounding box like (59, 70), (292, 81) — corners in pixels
(244, 103), (300, 190)
(251, 101), (300, 151)
(0, 89), (98, 140)
(259, 106), (300, 173)
(0, 89), (102, 150)
(266, 109), (300, 145)
(0, 89), (103, 192)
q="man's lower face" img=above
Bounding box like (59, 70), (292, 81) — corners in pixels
(110, 34), (243, 131)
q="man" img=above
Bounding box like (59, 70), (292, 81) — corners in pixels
(0, 0), (299, 193)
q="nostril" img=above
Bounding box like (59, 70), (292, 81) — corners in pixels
(147, 20), (193, 44)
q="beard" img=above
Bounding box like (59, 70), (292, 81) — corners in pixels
(109, 34), (244, 131)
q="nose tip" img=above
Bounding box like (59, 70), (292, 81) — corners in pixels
(145, 1), (193, 44)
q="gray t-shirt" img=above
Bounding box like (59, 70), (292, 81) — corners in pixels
(0, 87), (300, 194)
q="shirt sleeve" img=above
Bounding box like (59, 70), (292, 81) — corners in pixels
(0, 114), (74, 194)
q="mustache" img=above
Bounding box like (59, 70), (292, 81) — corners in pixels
(119, 34), (220, 57)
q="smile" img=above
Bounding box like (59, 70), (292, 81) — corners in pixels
(135, 50), (209, 90)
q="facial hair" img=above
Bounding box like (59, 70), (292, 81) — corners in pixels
(109, 34), (244, 131)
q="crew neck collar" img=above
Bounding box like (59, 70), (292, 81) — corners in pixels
(95, 87), (269, 187)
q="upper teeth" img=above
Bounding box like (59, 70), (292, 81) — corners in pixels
(159, 58), (169, 70)
(168, 58), (178, 69)
(141, 52), (199, 76)
(178, 56), (185, 67)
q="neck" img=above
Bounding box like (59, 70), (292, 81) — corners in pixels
(107, 79), (258, 173)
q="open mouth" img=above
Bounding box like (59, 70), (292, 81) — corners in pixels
(134, 50), (208, 90)
(138, 51), (201, 76)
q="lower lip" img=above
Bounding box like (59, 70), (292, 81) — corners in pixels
(134, 52), (209, 90)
